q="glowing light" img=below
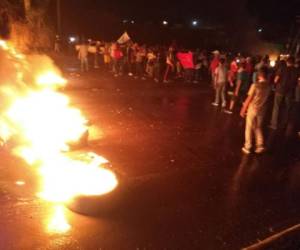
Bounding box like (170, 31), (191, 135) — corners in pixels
(69, 37), (76, 43)
(47, 205), (71, 234)
(38, 153), (118, 202)
(192, 20), (198, 26)
(270, 60), (276, 67)
(258, 28), (263, 33)
(0, 40), (8, 50)
(16, 180), (25, 186)
(163, 20), (168, 25)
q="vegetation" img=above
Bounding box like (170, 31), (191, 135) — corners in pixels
(0, 0), (54, 52)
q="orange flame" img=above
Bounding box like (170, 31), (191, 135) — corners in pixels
(0, 40), (118, 204)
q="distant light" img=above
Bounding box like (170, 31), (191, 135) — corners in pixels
(236, 59), (240, 63)
(16, 180), (25, 186)
(258, 28), (263, 33)
(163, 20), (168, 25)
(131, 20), (135, 24)
(270, 60), (276, 67)
(123, 19), (128, 24)
(69, 37), (76, 43)
(192, 20), (198, 26)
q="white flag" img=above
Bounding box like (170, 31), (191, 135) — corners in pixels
(117, 32), (131, 44)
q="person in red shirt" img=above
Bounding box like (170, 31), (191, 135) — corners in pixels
(210, 50), (220, 86)
(111, 43), (123, 77)
(228, 58), (238, 87)
(245, 57), (253, 74)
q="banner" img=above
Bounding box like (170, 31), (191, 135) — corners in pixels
(117, 32), (131, 44)
(177, 52), (194, 69)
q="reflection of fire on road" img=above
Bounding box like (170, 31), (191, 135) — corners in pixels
(0, 40), (118, 231)
(47, 205), (71, 234)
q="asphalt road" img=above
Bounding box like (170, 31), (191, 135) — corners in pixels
(1, 65), (300, 250)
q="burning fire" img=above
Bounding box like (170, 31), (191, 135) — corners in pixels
(47, 205), (71, 233)
(0, 40), (118, 205)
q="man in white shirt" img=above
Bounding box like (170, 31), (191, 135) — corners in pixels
(212, 58), (228, 108)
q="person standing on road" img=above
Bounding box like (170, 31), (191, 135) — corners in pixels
(269, 57), (299, 130)
(146, 48), (156, 78)
(94, 41), (101, 69)
(240, 67), (271, 154)
(163, 46), (176, 83)
(212, 58), (228, 108)
(153, 47), (165, 82)
(78, 41), (89, 72)
(210, 50), (220, 86)
(135, 45), (147, 80)
(103, 43), (111, 71)
(110, 43), (123, 77)
(224, 62), (249, 114)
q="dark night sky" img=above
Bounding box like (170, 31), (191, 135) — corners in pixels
(55, 0), (299, 23)
(23, 0), (300, 44)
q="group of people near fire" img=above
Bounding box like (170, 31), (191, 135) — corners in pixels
(76, 40), (300, 155)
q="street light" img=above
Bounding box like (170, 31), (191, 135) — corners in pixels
(69, 37), (76, 43)
(192, 20), (198, 26)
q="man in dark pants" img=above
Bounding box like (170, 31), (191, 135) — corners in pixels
(270, 57), (299, 130)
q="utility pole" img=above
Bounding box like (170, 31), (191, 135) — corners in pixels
(57, 0), (61, 35)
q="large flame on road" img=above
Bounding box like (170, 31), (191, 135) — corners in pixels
(0, 40), (118, 204)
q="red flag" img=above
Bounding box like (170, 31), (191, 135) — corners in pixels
(177, 52), (194, 69)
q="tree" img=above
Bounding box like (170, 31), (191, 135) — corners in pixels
(5, 0), (54, 51)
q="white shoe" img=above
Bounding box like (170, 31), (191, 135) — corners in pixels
(224, 109), (233, 114)
(128, 72), (133, 76)
(255, 147), (266, 154)
(242, 147), (251, 154)
(211, 102), (219, 107)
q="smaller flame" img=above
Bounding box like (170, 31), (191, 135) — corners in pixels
(270, 60), (276, 67)
(36, 71), (67, 88)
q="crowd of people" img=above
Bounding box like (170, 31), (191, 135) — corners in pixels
(76, 40), (300, 154)
(212, 54), (300, 154)
(77, 41), (209, 83)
